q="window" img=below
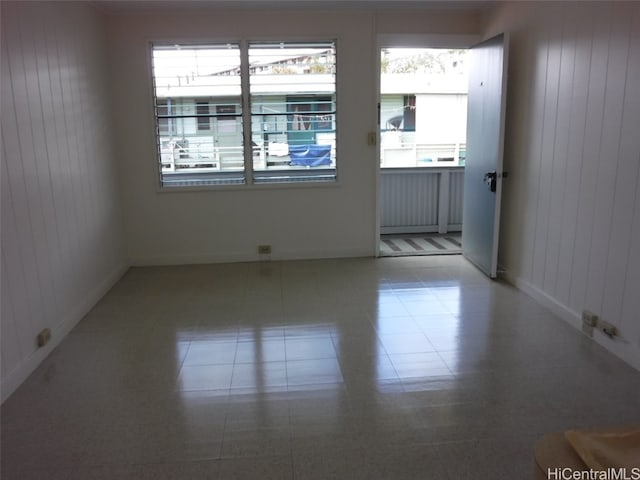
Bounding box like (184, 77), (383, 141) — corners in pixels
(196, 101), (211, 131)
(379, 48), (468, 168)
(402, 95), (416, 131)
(151, 41), (337, 188)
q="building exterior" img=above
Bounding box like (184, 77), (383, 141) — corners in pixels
(380, 72), (468, 167)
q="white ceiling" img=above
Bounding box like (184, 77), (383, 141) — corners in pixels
(92, 0), (497, 14)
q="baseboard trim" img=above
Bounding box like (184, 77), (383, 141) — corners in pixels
(1, 262), (129, 403)
(506, 273), (581, 328)
(504, 272), (640, 372)
(129, 248), (373, 266)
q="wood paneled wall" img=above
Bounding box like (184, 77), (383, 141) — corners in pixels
(1, 2), (126, 400)
(486, 1), (640, 369)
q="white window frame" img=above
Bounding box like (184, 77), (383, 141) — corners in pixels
(149, 39), (339, 190)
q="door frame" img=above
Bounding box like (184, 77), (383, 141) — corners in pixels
(374, 34), (480, 256)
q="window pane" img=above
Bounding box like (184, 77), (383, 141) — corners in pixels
(249, 42), (337, 183)
(380, 48), (468, 169)
(152, 44), (245, 186)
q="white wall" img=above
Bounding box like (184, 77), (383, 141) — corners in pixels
(485, 2), (640, 369)
(1, 2), (127, 400)
(106, 8), (480, 265)
(415, 94), (467, 145)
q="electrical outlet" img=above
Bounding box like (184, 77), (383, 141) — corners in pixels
(37, 328), (51, 347)
(258, 245), (271, 255)
(598, 321), (617, 338)
(582, 310), (598, 327)
(581, 323), (594, 338)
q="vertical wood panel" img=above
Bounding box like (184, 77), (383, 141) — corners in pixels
(78, 14), (102, 273)
(56, 8), (87, 289)
(619, 153), (640, 348)
(531, 4), (563, 288)
(555, 3), (594, 306)
(488, 1), (640, 368)
(45, 10), (81, 305)
(63, 9), (92, 268)
(607, 6), (640, 339)
(32, 5), (75, 311)
(1, 140), (32, 361)
(2, 23), (47, 341)
(1, 247), (23, 373)
(18, 6), (63, 326)
(543, 6), (576, 293)
(1, 2), (125, 400)
(519, 5), (549, 282)
(568, 2), (612, 311)
(585, 3), (633, 314)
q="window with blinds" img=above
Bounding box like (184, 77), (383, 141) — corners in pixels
(151, 44), (244, 186)
(150, 41), (337, 188)
(249, 42), (337, 183)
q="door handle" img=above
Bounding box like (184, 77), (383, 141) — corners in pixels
(483, 171), (497, 192)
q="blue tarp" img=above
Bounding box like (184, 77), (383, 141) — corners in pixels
(289, 145), (332, 167)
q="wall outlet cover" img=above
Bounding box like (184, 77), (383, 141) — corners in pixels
(581, 310), (598, 327)
(581, 323), (594, 338)
(37, 328), (52, 347)
(598, 321), (617, 338)
(258, 245), (272, 254)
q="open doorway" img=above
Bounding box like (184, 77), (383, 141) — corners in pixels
(378, 47), (469, 257)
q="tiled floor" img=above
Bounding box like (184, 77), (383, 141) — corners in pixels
(2, 256), (640, 479)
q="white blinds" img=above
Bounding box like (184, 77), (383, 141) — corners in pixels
(150, 41), (337, 188)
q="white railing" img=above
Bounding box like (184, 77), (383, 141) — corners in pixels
(160, 139), (337, 173)
(380, 167), (464, 234)
(381, 142), (466, 168)
(160, 143), (244, 172)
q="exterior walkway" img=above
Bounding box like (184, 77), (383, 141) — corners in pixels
(380, 233), (462, 257)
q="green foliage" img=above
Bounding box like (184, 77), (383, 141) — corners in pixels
(271, 65), (297, 74)
(381, 49), (467, 75)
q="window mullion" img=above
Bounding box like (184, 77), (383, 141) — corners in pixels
(240, 41), (253, 185)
